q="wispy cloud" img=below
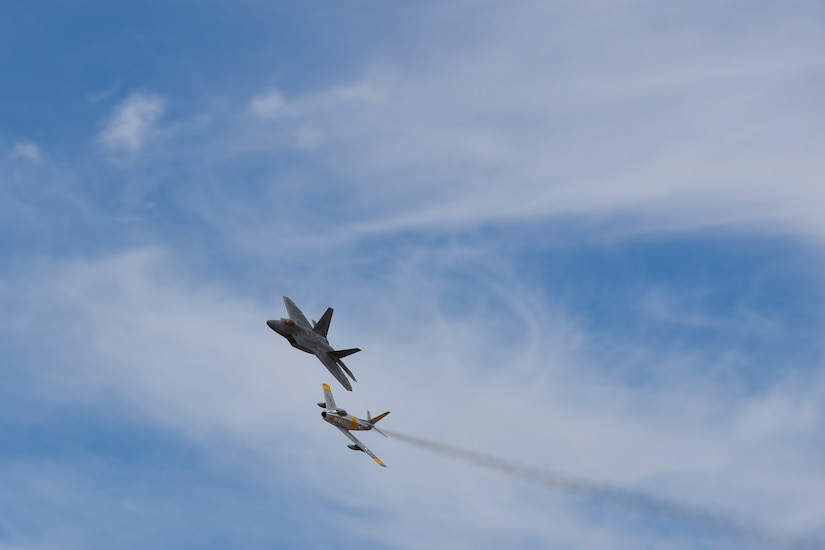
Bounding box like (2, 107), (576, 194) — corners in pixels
(8, 141), (41, 162)
(4, 2), (825, 548)
(3, 246), (823, 548)
(249, 80), (385, 121)
(46, 3), (822, 252)
(249, 89), (299, 120)
(97, 93), (166, 153)
(222, 3), (825, 243)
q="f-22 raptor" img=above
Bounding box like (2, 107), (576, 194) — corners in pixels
(267, 296), (360, 391)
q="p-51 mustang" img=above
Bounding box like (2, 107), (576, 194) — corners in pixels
(318, 383), (390, 467)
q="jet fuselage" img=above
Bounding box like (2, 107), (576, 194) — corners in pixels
(266, 297), (360, 391)
(317, 383), (389, 466)
(321, 410), (373, 431)
(266, 318), (333, 355)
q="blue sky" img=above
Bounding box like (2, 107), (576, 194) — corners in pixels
(3, 1), (825, 548)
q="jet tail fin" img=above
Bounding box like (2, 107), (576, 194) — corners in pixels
(331, 348), (360, 359)
(367, 410), (390, 437)
(313, 307), (333, 337)
(368, 411), (390, 423)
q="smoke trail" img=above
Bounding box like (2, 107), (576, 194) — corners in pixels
(385, 429), (817, 550)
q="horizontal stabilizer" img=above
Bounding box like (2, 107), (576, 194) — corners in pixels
(328, 352), (358, 382)
(331, 348), (360, 359)
(335, 359), (358, 382)
(369, 411), (390, 424)
(369, 411), (390, 437)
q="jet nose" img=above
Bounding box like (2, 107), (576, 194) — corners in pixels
(266, 320), (279, 332)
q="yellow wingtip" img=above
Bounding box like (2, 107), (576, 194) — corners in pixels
(322, 383), (331, 390)
(374, 457), (386, 467)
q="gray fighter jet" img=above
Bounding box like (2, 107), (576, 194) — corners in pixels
(266, 296), (360, 391)
(319, 383), (389, 467)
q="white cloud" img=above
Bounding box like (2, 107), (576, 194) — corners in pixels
(248, 79), (385, 123)
(99, 4), (822, 256)
(245, 81), (386, 151)
(227, 2), (825, 243)
(5, 247), (824, 548)
(5, 3), (825, 547)
(9, 141), (41, 162)
(97, 93), (166, 153)
(248, 89), (298, 119)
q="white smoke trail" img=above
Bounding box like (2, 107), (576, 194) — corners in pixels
(385, 429), (817, 550)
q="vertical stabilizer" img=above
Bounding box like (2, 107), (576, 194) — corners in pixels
(313, 307), (333, 337)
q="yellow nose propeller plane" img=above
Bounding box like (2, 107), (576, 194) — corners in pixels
(318, 383), (390, 467)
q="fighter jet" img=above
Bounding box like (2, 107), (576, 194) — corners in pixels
(266, 296), (360, 391)
(318, 383), (390, 467)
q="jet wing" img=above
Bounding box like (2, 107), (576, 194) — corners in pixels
(318, 352), (353, 391)
(282, 296), (312, 329)
(337, 426), (386, 467)
(321, 383), (337, 410)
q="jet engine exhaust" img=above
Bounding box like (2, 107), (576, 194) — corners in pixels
(384, 429), (817, 550)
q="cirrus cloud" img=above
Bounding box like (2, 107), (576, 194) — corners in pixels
(97, 93), (166, 153)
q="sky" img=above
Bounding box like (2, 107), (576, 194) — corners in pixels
(2, 1), (825, 548)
